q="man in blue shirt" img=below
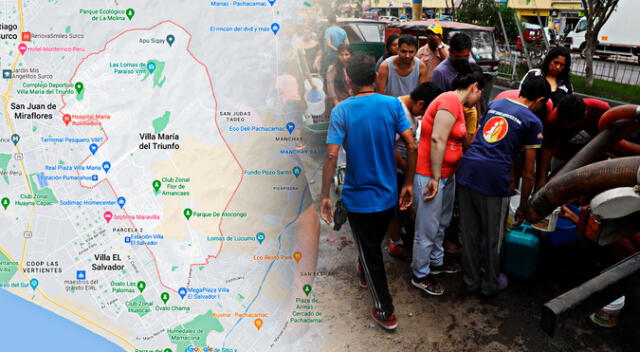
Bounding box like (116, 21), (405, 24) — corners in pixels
(324, 14), (349, 66)
(320, 52), (416, 331)
(456, 76), (551, 296)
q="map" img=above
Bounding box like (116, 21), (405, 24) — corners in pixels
(0, 1), (322, 351)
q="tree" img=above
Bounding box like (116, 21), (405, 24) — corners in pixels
(455, 0), (518, 42)
(581, 0), (620, 87)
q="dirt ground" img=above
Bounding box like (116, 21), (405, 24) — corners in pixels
(299, 144), (639, 352)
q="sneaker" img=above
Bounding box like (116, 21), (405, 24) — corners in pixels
(411, 274), (445, 296)
(356, 261), (367, 288)
(371, 307), (398, 331)
(387, 240), (405, 256)
(480, 273), (509, 297)
(430, 263), (461, 275)
(387, 241), (411, 261)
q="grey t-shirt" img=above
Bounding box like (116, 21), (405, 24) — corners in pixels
(384, 56), (421, 97)
(395, 98), (418, 168)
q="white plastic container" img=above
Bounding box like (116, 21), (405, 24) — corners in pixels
(531, 207), (560, 232)
(590, 296), (625, 327)
(303, 75), (325, 116)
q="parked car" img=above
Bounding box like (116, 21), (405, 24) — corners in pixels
(361, 11), (379, 21)
(338, 18), (387, 60)
(516, 23), (542, 51)
(379, 16), (400, 23)
(544, 27), (558, 46)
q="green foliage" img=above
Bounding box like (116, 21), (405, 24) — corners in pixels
(570, 74), (640, 104)
(455, 0), (519, 42)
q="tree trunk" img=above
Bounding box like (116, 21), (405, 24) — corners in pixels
(584, 29), (597, 88)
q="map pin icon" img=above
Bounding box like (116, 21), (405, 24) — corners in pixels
(286, 122), (295, 135)
(10, 134), (19, 145)
(18, 43), (27, 55)
(293, 251), (302, 263)
(104, 211), (113, 223)
(147, 61), (156, 74)
(271, 23), (280, 36)
(166, 34), (175, 47)
(30, 278), (38, 290)
(89, 143), (98, 155)
(152, 180), (161, 194)
(254, 318), (263, 330)
(179, 287), (187, 299)
(292, 166), (301, 178)
(303, 284), (312, 296)
(102, 161), (111, 173)
(63, 114), (71, 126)
(267, 0), (276, 5)
(161, 292), (170, 304)
(117, 196), (126, 208)
(256, 232), (265, 244)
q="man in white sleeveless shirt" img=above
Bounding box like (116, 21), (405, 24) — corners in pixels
(376, 35), (428, 98)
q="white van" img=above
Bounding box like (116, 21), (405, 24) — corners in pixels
(565, 0), (640, 59)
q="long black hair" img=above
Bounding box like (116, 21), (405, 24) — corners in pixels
(541, 46), (571, 82)
(335, 44), (353, 83)
(382, 34), (400, 60)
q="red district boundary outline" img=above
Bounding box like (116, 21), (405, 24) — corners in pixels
(57, 20), (245, 293)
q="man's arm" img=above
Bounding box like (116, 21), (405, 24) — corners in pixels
(325, 37), (338, 52)
(320, 144), (340, 224)
(326, 66), (339, 105)
(516, 148), (538, 225)
(375, 61), (389, 94)
(399, 129), (417, 210)
(418, 61), (428, 84)
(435, 44), (449, 60)
(536, 146), (554, 190)
(395, 147), (407, 172)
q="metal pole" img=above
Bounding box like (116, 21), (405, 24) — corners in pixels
(514, 12), (532, 70)
(537, 12), (550, 50)
(497, 9), (510, 46)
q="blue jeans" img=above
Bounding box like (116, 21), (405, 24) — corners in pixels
(411, 174), (456, 279)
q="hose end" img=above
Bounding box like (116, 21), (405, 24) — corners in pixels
(525, 191), (556, 224)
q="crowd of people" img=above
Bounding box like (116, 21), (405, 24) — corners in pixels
(307, 15), (632, 331)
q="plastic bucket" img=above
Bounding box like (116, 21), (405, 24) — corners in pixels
(590, 296), (625, 327)
(305, 88), (325, 116)
(546, 205), (579, 246)
(303, 76), (326, 116)
(531, 207), (560, 232)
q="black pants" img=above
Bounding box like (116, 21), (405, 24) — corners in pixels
(395, 172), (415, 253)
(347, 207), (395, 318)
(457, 184), (509, 294)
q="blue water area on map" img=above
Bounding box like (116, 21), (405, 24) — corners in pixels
(0, 288), (124, 351)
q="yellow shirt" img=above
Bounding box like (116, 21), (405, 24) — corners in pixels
(464, 106), (478, 135)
